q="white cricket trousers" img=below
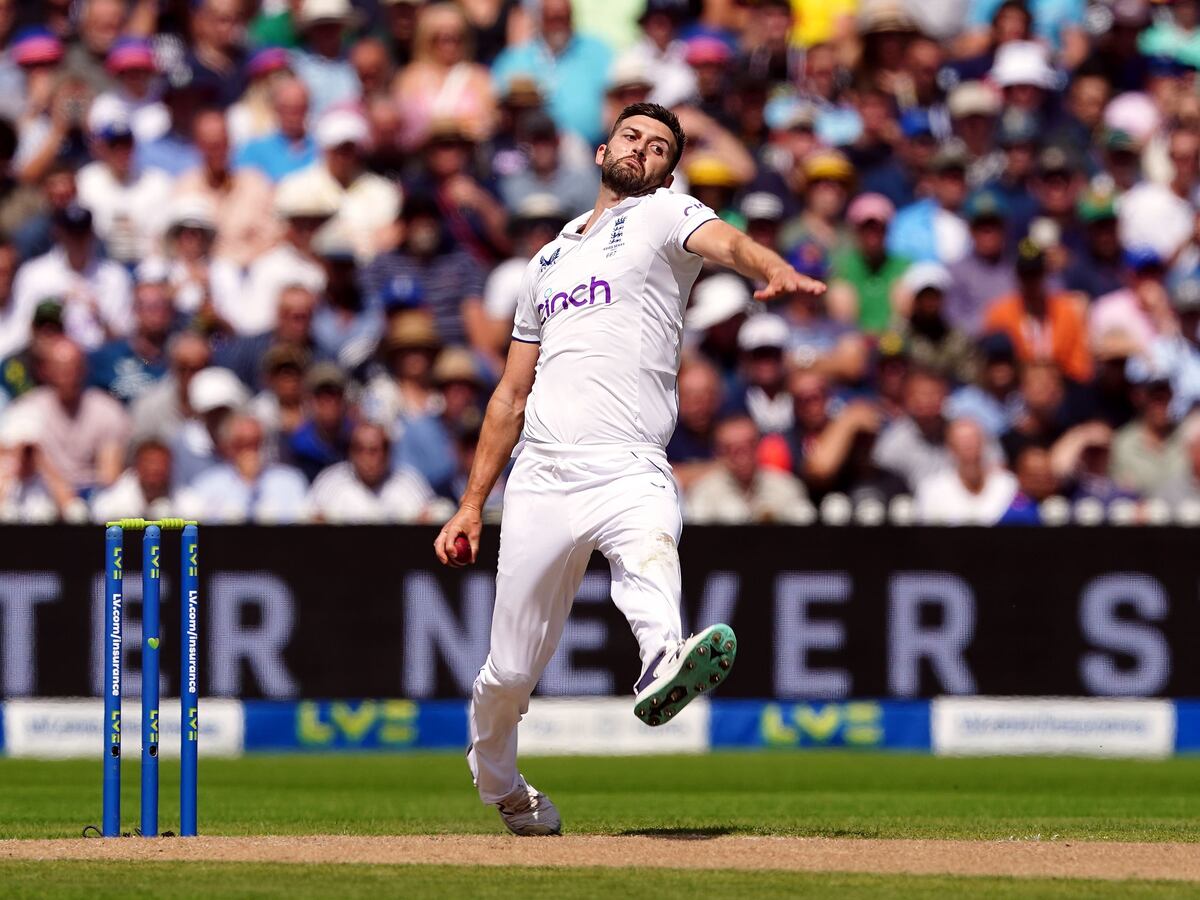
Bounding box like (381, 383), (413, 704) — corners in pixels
(467, 442), (684, 804)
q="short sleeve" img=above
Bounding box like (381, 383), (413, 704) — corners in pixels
(510, 258), (542, 344)
(646, 190), (718, 257)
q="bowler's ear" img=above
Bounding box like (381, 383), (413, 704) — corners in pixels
(595, 143), (607, 166)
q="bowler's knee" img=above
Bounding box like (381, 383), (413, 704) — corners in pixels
(473, 657), (538, 699)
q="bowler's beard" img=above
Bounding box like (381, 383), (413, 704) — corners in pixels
(600, 147), (659, 197)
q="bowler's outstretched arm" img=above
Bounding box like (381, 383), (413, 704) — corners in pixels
(685, 218), (827, 302)
(434, 340), (540, 566)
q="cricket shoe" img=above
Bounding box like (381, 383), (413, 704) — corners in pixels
(497, 779), (562, 836)
(633, 624), (737, 726)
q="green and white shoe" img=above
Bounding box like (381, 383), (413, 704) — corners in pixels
(633, 624), (737, 726)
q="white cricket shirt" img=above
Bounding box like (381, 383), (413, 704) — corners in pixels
(512, 188), (717, 448)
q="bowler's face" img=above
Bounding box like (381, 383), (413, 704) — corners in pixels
(597, 115), (677, 193)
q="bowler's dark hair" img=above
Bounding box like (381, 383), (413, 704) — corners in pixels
(610, 103), (687, 171)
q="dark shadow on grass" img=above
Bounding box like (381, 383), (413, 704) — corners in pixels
(618, 827), (735, 839)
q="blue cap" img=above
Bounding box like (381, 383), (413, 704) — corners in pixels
(1124, 246), (1164, 271)
(964, 190), (1008, 222)
(788, 242), (828, 281)
(1147, 55), (1191, 78)
(380, 273), (425, 310)
(899, 108), (933, 139)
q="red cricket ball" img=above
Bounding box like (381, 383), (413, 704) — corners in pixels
(452, 534), (472, 564)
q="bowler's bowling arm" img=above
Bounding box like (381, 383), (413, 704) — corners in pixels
(434, 339), (539, 564)
(686, 218), (826, 302)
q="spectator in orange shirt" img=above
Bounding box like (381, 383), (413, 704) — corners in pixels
(982, 239), (1093, 383)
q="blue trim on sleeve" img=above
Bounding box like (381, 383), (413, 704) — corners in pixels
(510, 336), (541, 344)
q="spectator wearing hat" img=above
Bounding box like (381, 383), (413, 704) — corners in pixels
(12, 203), (132, 351)
(988, 40), (1062, 118)
(499, 110), (599, 218)
(1111, 358), (1188, 495)
(887, 139), (971, 266)
(132, 68), (218, 178)
(10, 29), (77, 183)
(685, 413), (810, 524)
(234, 77), (318, 183)
(290, 0), (359, 118)
(685, 36), (736, 133)
(1062, 186), (1123, 300)
(0, 298), (67, 404)
(856, 0), (919, 99)
(86, 261), (173, 405)
(393, 2), (497, 151)
(77, 107), (172, 264)
(248, 343), (310, 459)
(979, 108), (1041, 243)
(780, 150), (853, 257)
(854, 105), (935, 210)
(829, 192), (908, 335)
(0, 403), (74, 522)
(683, 154), (743, 225)
(129, 330), (211, 445)
(777, 244), (869, 382)
(1147, 277), (1200, 420)
(481, 194), (567, 362)
(601, 57), (655, 138)
(738, 192), (786, 255)
(1030, 145), (1087, 259)
(361, 309), (444, 429)
(1090, 248), (1178, 360)
(170, 364), (250, 488)
(287, 361), (354, 482)
(492, 0), (612, 145)
(945, 190), (1017, 337)
(90, 37), (168, 146)
(363, 193), (487, 347)
(947, 81), (1004, 189)
(227, 47), (294, 147)
(914, 417), (1018, 525)
(158, 197), (241, 336)
(177, 411), (309, 522)
(6, 337), (130, 494)
(174, 110), (277, 267)
(307, 420), (442, 523)
(311, 232), (384, 373)
(684, 274), (752, 380)
(758, 98), (818, 199)
(237, 183), (333, 336)
(616, 0), (695, 109)
(89, 436), (175, 523)
(395, 345), (485, 494)
(215, 284), (329, 390)
(183, 0), (249, 108)
(896, 262), (978, 386)
(734, 314), (793, 435)
(946, 332), (1022, 437)
(416, 118), (512, 262)
(1141, 0), (1200, 71)
(983, 239), (1093, 383)
(280, 108), (402, 263)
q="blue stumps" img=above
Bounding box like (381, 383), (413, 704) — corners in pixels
(140, 525), (161, 837)
(180, 523), (199, 837)
(103, 525), (124, 837)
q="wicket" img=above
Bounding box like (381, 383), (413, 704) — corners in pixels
(102, 518), (200, 838)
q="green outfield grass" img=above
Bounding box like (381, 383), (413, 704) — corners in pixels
(1, 862), (1196, 900)
(2, 751), (1199, 841)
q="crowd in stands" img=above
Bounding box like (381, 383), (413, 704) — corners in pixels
(3, 0), (1200, 525)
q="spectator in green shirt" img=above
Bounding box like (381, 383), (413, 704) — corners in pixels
(828, 192), (909, 335)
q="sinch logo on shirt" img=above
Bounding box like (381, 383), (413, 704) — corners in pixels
(538, 276), (613, 323)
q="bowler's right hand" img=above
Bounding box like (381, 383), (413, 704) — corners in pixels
(434, 504), (483, 567)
